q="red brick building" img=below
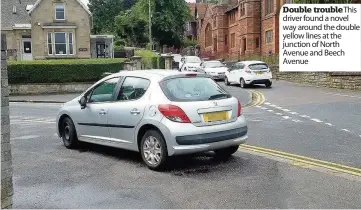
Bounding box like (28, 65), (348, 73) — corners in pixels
(196, 0), (290, 60)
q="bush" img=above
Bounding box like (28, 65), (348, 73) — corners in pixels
(8, 58), (125, 84)
(135, 49), (160, 69)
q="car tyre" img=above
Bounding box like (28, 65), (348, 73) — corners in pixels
(140, 129), (168, 171)
(240, 78), (247, 88)
(265, 81), (272, 88)
(214, 145), (239, 159)
(61, 117), (80, 149)
(225, 77), (230, 86)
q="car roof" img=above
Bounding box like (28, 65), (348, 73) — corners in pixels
(104, 69), (202, 81)
(238, 60), (267, 65)
(204, 60), (222, 63)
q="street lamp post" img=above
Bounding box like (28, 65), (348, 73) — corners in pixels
(148, 0), (152, 51)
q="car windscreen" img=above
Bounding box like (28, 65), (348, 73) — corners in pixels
(248, 63), (269, 70)
(186, 57), (201, 63)
(160, 76), (231, 102)
(204, 61), (224, 68)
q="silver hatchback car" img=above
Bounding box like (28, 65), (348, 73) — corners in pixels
(56, 70), (248, 170)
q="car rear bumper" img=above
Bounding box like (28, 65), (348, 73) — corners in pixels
(158, 116), (248, 156)
(248, 79), (272, 85)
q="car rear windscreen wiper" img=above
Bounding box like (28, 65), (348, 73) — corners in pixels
(208, 93), (230, 100)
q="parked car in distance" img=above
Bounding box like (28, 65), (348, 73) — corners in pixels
(200, 60), (229, 80)
(56, 70), (248, 171)
(225, 61), (272, 88)
(179, 56), (202, 72)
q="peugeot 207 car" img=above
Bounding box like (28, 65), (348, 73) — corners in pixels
(225, 60), (272, 88)
(56, 70), (248, 170)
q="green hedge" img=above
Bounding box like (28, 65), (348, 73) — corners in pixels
(8, 58), (125, 84)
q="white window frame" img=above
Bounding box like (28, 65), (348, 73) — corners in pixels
(68, 32), (74, 55)
(54, 32), (67, 55)
(55, 3), (65, 20)
(47, 32), (53, 55)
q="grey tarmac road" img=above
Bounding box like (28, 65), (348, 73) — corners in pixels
(227, 80), (361, 169)
(9, 84), (361, 209)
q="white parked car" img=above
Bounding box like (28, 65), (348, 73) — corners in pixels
(200, 60), (229, 80)
(224, 61), (272, 88)
(179, 56), (202, 72)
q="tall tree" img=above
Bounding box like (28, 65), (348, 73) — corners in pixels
(115, 0), (191, 47)
(88, 0), (138, 34)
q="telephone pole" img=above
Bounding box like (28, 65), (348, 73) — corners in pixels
(148, 0), (152, 50)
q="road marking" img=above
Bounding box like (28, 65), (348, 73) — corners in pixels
(267, 109), (274, 112)
(275, 106), (283, 109)
(11, 135), (39, 140)
(240, 144), (361, 177)
(275, 113), (283, 115)
(255, 105), (262, 108)
(324, 92), (361, 99)
(270, 104), (277, 107)
(282, 116), (291, 119)
(325, 123), (333, 126)
(311, 118), (323, 123)
(292, 119), (302, 123)
(261, 107), (267, 110)
(341, 129), (351, 132)
(289, 112), (299, 115)
(300, 115), (310, 118)
(282, 109), (290, 112)
(265, 102), (271, 105)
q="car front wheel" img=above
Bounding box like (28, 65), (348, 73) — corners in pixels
(225, 77), (230, 86)
(61, 117), (79, 149)
(140, 130), (168, 171)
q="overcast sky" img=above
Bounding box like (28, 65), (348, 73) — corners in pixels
(80, 0), (196, 7)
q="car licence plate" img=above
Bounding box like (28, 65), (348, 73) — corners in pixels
(256, 72), (264, 75)
(203, 111), (228, 122)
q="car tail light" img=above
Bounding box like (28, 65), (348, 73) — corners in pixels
(185, 74), (197, 77)
(244, 67), (251, 74)
(237, 101), (242, 117)
(158, 104), (191, 123)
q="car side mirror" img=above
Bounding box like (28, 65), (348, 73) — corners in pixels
(79, 96), (87, 109)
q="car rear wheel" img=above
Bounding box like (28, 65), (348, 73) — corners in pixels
(225, 77), (230, 86)
(214, 146), (239, 159)
(140, 130), (168, 171)
(61, 117), (79, 149)
(265, 81), (272, 88)
(240, 78), (247, 88)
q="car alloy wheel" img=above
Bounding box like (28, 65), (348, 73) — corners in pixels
(240, 78), (246, 88)
(142, 136), (162, 166)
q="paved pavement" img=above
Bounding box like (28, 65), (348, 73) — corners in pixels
(9, 80), (361, 208)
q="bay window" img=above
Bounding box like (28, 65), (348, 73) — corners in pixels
(47, 32), (75, 56)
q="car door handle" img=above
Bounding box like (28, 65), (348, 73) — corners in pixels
(99, 109), (107, 115)
(130, 109), (140, 115)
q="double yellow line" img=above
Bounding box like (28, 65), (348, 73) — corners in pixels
(250, 90), (265, 106)
(240, 144), (361, 177)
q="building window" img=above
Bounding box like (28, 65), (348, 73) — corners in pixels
(230, 33), (235, 48)
(55, 33), (66, 54)
(265, 0), (274, 15)
(55, 3), (65, 20)
(240, 3), (245, 17)
(205, 24), (212, 47)
(213, 16), (217, 28)
(229, 11), (237, 25)
(225, 35), (228, 46)
(69, 32), (74, 55)
(286, 0), (293, 3)
(47, 33), (53, 55)
(265, 30), (273, 43)
(255, 37), (260, 48)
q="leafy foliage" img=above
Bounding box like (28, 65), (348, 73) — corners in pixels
(115, 0), (191, 48)
(88, 0), (138, 34)
(183, 38), (198, 47)
(8, 59), (125, 84)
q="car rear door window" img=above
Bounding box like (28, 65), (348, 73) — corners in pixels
(160, 76), (231, 102)
(117, 77), (151, 101)
(89, 77), (120, 103)
(248, 63), (268, 70)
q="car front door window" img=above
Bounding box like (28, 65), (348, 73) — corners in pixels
(89, 77), (120, 103)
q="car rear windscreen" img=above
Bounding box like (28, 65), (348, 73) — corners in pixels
(160, 77), (231, 102)
(248, 63), (268, 70)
